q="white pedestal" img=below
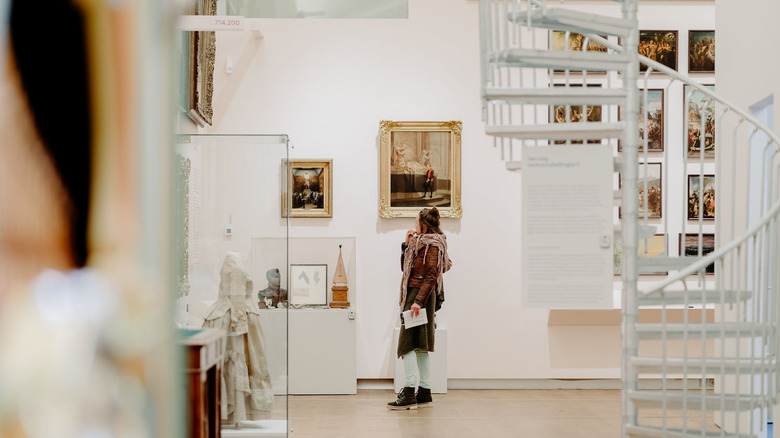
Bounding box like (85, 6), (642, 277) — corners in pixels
(393, 327), (447, 394)
(222, 420), (287, 437)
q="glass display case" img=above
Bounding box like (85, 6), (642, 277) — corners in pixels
(173, 134), (289, 437)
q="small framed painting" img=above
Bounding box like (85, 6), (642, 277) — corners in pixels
(688, 174), (716, 220)
(619, 89), (664, 153)
(550, 31), (608, 73)
(282, 159), (333, 218)
(688, 30), (715, 73)
(638, 30), (678, 72)
(679, 233), (715, 274)
(619, 162), (662, 219)
(289, 264), (328, 306)
(684, 84), (716, 158)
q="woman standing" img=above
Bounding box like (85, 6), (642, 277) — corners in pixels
(388, 207), (452, 410)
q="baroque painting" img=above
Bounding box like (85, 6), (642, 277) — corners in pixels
(379, 121), (462, 218)
(688, 175), (716, 220)
(685, 84), (716, 158)
(282, 160), (333, 218)
(619, 89), (664, 152)
(689, 30), (715, 73)
(680, 233), (715, 274)
(638, 30), (678, 71)
(550, 31), (608, 73)
(619, 163), (662, 219)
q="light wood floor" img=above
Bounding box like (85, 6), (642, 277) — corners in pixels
(288, 389), (624, 438)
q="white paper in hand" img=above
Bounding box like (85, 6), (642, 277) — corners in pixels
(402, 309), (428, 328)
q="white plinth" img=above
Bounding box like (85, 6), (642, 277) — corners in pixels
(393, 327), (447, 394)
(222, 420), (287, 437)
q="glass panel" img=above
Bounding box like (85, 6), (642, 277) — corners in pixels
(224, 0), (408, 19)
(173, 134), (290, 436)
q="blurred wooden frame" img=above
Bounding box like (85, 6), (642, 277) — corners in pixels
(186, 0), (216, 127)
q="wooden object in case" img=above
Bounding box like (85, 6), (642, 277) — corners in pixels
(180, 327), (226, 438)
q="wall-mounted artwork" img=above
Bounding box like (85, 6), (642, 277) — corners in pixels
(184, 0), (217, 127)
(551, 84), (602, 144)
(614, 234), (668, 275)
(282, 159), (333, 218)
(619, 163), (662, 219)
(638, 30), (678, 71)
(550, 31), (608, 73)
(688, 174), (716, 220)
(290, 264), (328, 306)
(619, 89), (664, 152)
(379, 121), (462, 218)
(685, 84), (716, 158)
(680, 233), (715, 274)
(688, 30), (715, 73)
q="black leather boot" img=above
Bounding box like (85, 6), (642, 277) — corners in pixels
(387, 387), (417, 410)
(416, 387), (432, 407)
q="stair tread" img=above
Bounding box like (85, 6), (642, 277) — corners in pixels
(484, 87), (626, 105)
(629, 390), (760, 411)
(631, 357), (775, 374)
(497, 48), (630, 71)
(638, 289), (752, 306)
(636, 323), (773, 340)
(510, 8), (635, 38)
(486, 122), (624, 140)
(626, 424), (753, 438)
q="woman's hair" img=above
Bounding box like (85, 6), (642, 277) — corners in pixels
(419, 207), (443, 235)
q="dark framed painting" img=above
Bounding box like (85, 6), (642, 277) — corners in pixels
(688, 174), (716, 220)
(685, 84), (716, 158)
(638, 30), (678, 72)
(379, 121), (462, 218)
(619, 89), (664, 152)
(614, 234), (668, 275)
(550, 31), (608, 73)
(619, 162), (662, 219)
(679, 233), (715, 274)
(688, 30), (715, 73)
(550, 84), (602, 144)
(282, 159), (333, 218)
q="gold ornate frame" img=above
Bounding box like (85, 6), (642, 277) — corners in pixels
(379, 121), (463, 218)
(282, 159), (334, 218)
(175, 154), (191, 296)
(186, 0), (216, 126)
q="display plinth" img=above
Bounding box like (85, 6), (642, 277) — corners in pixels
(329, 285), (350, 308)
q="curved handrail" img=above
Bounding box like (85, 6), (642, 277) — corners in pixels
(586, 33), (780, 297)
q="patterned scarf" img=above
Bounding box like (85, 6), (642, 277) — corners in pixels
(399, 233), (452, 306)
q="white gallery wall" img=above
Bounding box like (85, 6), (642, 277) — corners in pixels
(191, 0), (716, 381)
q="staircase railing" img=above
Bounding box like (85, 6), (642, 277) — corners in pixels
(479, 1), (780, 437)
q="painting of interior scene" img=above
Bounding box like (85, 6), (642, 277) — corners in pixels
(638, 30), (677, 71)
(291, 167), (325, 210)
(390, 131), (451, 208)
(689, 30), (715, 73)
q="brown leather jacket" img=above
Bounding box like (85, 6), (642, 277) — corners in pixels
(401, 242), (440, 307)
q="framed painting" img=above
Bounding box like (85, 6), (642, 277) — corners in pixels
(619, 89), (664, 152)
(379, 121), (462, 218)
(619, 162), (662, 219)
(638, 30), (678, 72)
(614, 234), (668, 275)
(679, 233), (715, 274)
(685, 84), (716, 158)
(550, 31), (608, 73)
(551, 84), (602, 144)
(184, 0), (217, 127)
(688, 174), (716, 220)
(282, 159), (333, 218)
(290, 264), (328, 306)
(688, 30), (715, 73)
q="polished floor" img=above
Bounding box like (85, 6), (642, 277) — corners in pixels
(287, 389), (628, 438)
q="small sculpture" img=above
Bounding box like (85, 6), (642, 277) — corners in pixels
(329, 245), (350, 308)
(257, 267), (287, 308)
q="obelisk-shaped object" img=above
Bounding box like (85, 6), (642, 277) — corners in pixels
(330, 245), (350, 308)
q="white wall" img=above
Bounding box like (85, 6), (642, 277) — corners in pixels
(202, 0), (715, 380)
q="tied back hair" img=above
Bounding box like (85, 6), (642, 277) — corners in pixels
(419, 207), (443, 235)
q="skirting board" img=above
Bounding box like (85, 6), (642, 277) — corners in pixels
(357, 378), (713, 391)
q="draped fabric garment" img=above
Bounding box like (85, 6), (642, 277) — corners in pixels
(202, 253), (274, 424)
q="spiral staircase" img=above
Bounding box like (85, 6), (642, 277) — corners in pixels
(479, 1), (780, 437)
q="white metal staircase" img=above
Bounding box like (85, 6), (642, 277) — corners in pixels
(480, 1), (780, 437)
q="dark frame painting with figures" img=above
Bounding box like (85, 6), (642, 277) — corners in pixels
(638, 30), (678, 72)
(550, 30), (608, 73)
(688, 30), (715, 73)
(688, 174), (715, 220)
(685, 84), (716, 158)
(619, 89), (664, 152)
(551, 84), (602, 144)
(619, 162), (662, 219)
(379, 121), (462, 218)
(282, 159), (333, 218)
(680, 233), (715, 274)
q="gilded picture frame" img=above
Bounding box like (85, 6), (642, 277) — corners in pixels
(379, 121), (463, 218)
(186, 0), (216, 127)
(282, 159), (333, 218)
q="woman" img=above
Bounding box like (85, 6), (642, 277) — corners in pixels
(388, 207), (452, 410)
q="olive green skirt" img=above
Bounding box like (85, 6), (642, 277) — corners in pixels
(397, 286), (436, 358)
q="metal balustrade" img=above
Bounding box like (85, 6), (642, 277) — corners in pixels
(479, 1), (780, 437)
